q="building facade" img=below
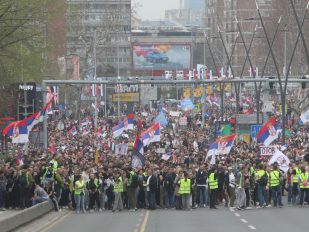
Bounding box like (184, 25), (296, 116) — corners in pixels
(205, 0), (308, 77)
(66, 0), (131, 78)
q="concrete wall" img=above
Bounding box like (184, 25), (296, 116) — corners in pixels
(0, 201), (53, 232)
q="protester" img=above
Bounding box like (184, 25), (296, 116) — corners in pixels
(1, 101), (309, 215)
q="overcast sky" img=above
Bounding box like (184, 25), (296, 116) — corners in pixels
(134, 0), (180, 20)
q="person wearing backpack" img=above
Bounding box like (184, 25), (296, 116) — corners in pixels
(299, 166), (309, 207)
(127, 168), (138, 212)
(255, 164), (267, 208)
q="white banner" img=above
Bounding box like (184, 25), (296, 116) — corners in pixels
(169, 111), (181, 117)
(268, 150), (290, 173)
(179, 116), (187, 126)
(260, 145), (279, 156)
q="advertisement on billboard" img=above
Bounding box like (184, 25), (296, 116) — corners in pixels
(133, 44), (191, 71)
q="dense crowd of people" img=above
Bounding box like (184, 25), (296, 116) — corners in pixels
(0, 102), (309, 214)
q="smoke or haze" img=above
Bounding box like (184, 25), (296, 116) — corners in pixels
(134, 0), (180, 20)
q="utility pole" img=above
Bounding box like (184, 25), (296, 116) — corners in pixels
(94, 30), (98, 129)
(117, 39), (120, 117)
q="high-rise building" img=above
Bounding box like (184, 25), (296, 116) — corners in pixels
(66, 0), (131, 77)
(165, 0), (206, 27)
(205, 0), (308, 77)
(183, 0), (205, 12)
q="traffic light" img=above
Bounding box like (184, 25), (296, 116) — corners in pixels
(301, 76), (306, 89)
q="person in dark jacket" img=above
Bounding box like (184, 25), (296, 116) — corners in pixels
(163, 168), (175, 208)
(147, 169), (157, 210)
(196, 165), (208, 207)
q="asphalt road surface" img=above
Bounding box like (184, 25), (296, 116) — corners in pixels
(41, 205), (308, 232)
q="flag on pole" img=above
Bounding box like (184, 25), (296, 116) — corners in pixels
(134, 135), (144, 155)
(300, 109), (309, 124)
(207, 134), (237, 157)
(68, 126), (77, 136)
(16, 148), (24, 166)
(179, 98), (195, 111)
(257, 117), (281, 146)
(131, 150), (145, 168)
(112, 122), (125, 138)
(123, 113), (135, 130)
(96, 127), (106, 138)
(221, 124), (232, 136)
(141, 123), (161, 147)
(154, 111), (168, 128)
(268, 149), (290, 173)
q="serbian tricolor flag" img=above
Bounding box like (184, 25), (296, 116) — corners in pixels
(141, 123), (161, 147)
(16, 151), (24, 166)
(26, 103), (50, 131)
(112, 122), (125, 138)
(2, 120), (29, 143)
(68, 125), (77, 136)
(123, 113), (134, 130)
(257, 117), (281, 146)
(134, 135), (144, 155)
(207, 134), (237, 158)
(96, 127), (106, 138)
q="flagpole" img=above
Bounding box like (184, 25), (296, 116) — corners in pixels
(42, 82), (48, 149)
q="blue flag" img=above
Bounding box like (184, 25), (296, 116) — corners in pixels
(155, 111), (168, 128)
(180, 98), (194, 111)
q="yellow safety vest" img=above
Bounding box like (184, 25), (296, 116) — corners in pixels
(257, 170), (265, 179)
(74, 180), (85, 195)
(299, 173), (309, 189)
(293, 168), (301, 183)
(209, 173), (218, 190)
(270, 170), (280, 187)
(114, 177), (124, 193)
(179, 178), (191, 194)
(69, 175), (75, 192)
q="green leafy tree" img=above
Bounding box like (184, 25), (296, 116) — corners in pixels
(0, 0), (48, 86)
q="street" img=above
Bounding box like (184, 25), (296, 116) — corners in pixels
(41, 205), (308, 232)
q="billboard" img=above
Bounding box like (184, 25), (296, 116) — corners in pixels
(132, 44), (191, 71)
(112, 93), (139, 102)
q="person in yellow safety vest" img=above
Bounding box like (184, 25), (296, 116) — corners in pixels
(87, 173), (101, 212)
(113, 171), (124, 212)
(138, 170), (148, 209)
(51, 155), (58, 174)
(291, 163), (301, 205)
(255, 164), (267, 208)
(208, 167), (218, 209)
(179, 171), (191, 210)
(74, 175), (86, 214)
(299, 166), (309, 207)
(269, 163), (283, 207)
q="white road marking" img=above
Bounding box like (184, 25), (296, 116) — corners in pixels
(133, 229), (138, 232)
(138, 218), (142, 222)
(234, 213), (241, 217)
(136, 223), (140, 227)
(240, 219), (248, 223)
(248, 225), (256, 230)
(229, 207), (235, 212)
